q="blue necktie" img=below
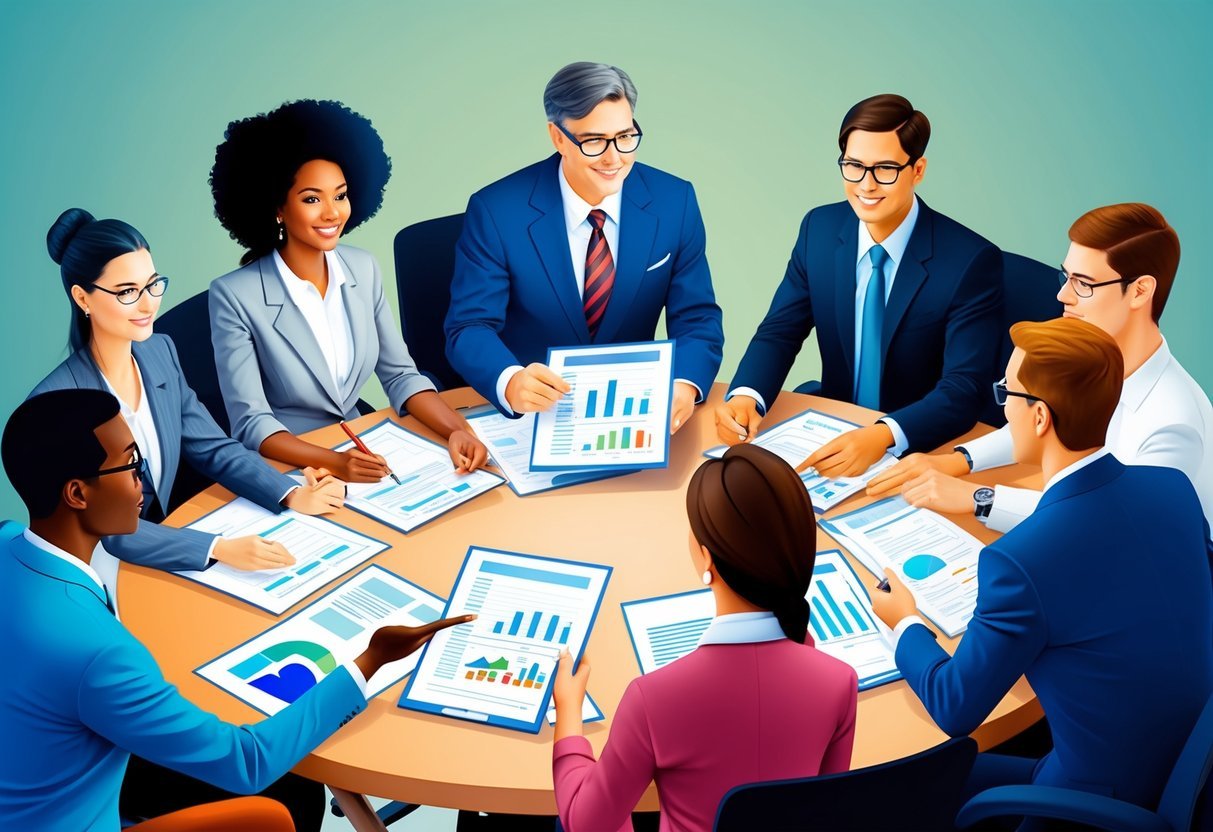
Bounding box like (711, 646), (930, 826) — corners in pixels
(855, 245), (888, 409)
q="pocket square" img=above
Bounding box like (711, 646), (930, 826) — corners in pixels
(646, 253), (671, 271)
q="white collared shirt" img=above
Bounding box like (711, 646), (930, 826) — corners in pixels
(728, 198), (920, 455)
(273, 250), (355, 394)
(960, 338), (1213, 532)
(697, 611), (786, 646)
(23, 529), (115, 617)
(99, 356), (162, 499)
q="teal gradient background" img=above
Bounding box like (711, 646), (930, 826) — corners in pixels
(1, 1), (1209, 522)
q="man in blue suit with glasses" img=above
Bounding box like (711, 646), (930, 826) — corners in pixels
(444, 61), (724, 434)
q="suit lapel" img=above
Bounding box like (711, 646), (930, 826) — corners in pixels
(528, 157), (590, 343)
(335, 248), (368, 404)
(834, 219), (859, 380)
(132, 339), (177, 515)
(1036, 454), (1123, 512)
(882, 202), (932, 355)
(597, 168), (656, 343)
(10, 533), (109, 608)
(261, 256), (345, 410)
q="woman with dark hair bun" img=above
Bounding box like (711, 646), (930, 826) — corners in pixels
(551, 444), (859, 830)
(30, 208), (344, 575)
(209, 99), (487, 482)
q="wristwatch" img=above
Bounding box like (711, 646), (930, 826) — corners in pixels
(973, 487), (995, 522)
(954, 446), (975, 472)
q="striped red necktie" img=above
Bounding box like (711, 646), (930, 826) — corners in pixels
(583, 209), (615, 338)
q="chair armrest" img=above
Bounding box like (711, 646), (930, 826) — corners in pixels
(793, 380), (822, 396)
(956, 785), (1169, 832)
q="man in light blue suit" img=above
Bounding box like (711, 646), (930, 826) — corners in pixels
(0, 389), (471, 832)
(444, 61), (724, 432)
(872, 317), (1213, 817)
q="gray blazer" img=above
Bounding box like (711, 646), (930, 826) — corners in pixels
(28, 335), (295, 571)
(209, 245), (436, 451)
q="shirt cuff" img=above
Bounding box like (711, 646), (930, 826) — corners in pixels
(496, 365), (524, 415)
(959, 425), (1014, 473)
(343, 660), (370, 698)
(984, 485), (1042, 534)
(674, 378), (703, 404)
(279, 485), (300, 506)
(726, 387), (767, 415)
(878, 417), (909, 457)
(204, 535), (220, 567)
(893, 615), (931, 650)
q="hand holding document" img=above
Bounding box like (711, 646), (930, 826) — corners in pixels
(179, 498), (388, 614)
(336, 419), (504, 533)
(820, 497), (983, 637)
(531, 341), (674, 471)
(706, 409), (897, 512)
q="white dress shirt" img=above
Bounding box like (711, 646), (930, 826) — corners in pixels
(728, 198), (920, 455)
(99, 357), (162, 498)
(960, 338), (1213, 532)
(697, 610), (786, 646)
(891, 449), (1111, 646)
(273, 250), (355, 394)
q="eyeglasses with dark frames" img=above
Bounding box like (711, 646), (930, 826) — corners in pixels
(837, 156), (916, 185)
(91, 445), (144, 485)
(556, 120), (643, 158)
(993, 378), (1046, 408)
(1057, 267), (1139, 299)
(90, 275), (170, 306)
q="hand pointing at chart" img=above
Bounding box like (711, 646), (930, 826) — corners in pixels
(355, 615), (477, 679)
(505, 363), (571, 413)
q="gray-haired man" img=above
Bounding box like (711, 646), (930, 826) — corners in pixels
(444, 61), (724, 434)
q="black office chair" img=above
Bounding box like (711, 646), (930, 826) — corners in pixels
(981, 251), (1061, 427)
(393, 213), (467, 391)
(714, 736), (978, 831)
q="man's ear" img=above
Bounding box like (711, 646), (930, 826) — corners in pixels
(1129, 275), (1156, 312)
(62, 478), (88, 511)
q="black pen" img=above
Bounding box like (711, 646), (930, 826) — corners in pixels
(875, 577), (891, 593)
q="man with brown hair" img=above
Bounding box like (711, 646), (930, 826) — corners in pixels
(869, 203), (1213, 531)
(715, 93), (1003, 475)
(873, 317), (1213, 819)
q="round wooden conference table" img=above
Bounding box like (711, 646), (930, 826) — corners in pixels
(126, 383), (1043, 829)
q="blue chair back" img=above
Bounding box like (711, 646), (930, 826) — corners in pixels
(1156, 687), (1213, 831)
(714, 737), (977, 831)
(393, 214), (467, 391)
(982, 251), (1061, 426)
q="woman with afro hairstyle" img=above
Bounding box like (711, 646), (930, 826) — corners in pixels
(209, 99), (487, 482)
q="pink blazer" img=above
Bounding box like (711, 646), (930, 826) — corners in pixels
(553, 639), (859, 831)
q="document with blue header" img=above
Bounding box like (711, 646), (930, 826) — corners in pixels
(400, 546), (611, 733)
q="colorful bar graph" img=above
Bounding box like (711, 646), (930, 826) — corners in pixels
(817, 581), (853, 635)
(604, 380), (617, 417)
(585, 390), (598, 419)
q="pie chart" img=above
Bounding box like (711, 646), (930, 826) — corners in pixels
(903, 554), (946, 581)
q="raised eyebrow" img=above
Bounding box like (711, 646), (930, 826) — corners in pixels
(841, 157), (906, 166)
(296, 183), (348, 194)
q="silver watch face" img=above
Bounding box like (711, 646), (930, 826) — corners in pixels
(974, 487), (995, 503)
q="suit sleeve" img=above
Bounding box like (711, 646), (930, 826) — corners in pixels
(209, 279), (292, 451)
(819, 668), (858, 774)
(163, 336), (295, 512)
(895, 546), (1047, 736)
(553, 679), (655, 831)
(730, 210), (819, 408)
(445, 192), (527, 409)
(78, 633), (366, 794)
(884, 243), (1003, 452)
(663, 182), (723, 399)
(365, 254), (437, 410)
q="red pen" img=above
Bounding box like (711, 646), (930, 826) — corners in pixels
(340, 422), (401, 484)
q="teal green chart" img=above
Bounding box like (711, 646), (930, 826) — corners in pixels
(229, 640), (338, 704)
(903, 555), (947, 581)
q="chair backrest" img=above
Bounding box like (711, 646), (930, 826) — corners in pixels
(981, 251), (1062, 427)
(714, 737), (977, 831)
(1156, 688), (1213, 831)
(155, 289), (227, 513)
(393, 213), (467, 391)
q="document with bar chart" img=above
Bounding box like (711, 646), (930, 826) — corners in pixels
(179, 498), (389, 614)
(337, 419), (504, 532)
(705, 409), (897, 513)
(196, 566), (451, 715)
(399, 547), (611, 733)
(820, 497), (983, 637)
(464, 405), (626, 496)
(621, 550), (900, 689)
(530, 341), (674, 471)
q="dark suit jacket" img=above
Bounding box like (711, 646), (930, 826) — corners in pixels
(28, 335), (295, 571)
(444, 155), (724, 410)
(897, 454), (1213, 809)
(731, 199), (1003, 452)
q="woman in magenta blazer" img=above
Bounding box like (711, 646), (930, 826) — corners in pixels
(551, 444), (859, 830)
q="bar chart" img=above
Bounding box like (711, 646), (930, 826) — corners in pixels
(807, 551), (902, 690)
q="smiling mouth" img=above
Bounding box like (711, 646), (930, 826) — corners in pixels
(315, 225), (342, 238)
(857, 195), (883, 206)
(129, 316), (153, 326)
(592, 167), (622, 178)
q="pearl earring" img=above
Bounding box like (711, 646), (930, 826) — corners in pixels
(277, 220), (285, 242)
(701, 570), (712, 586)
(84, 309), (90, 318)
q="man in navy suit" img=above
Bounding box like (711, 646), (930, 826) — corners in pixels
(872, 317), (1213, 816)
(444, 61), (724, 433)
(716, 94), (1003, 476)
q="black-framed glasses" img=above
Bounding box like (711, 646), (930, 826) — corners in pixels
(1057, 267), (1139, 299)
(993, 378), (1045, 408)
(837, 156), (915, 185)
(91, 445), (144, 485)
(556, 120), (643, 157)
(90, 275), (170, 306)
